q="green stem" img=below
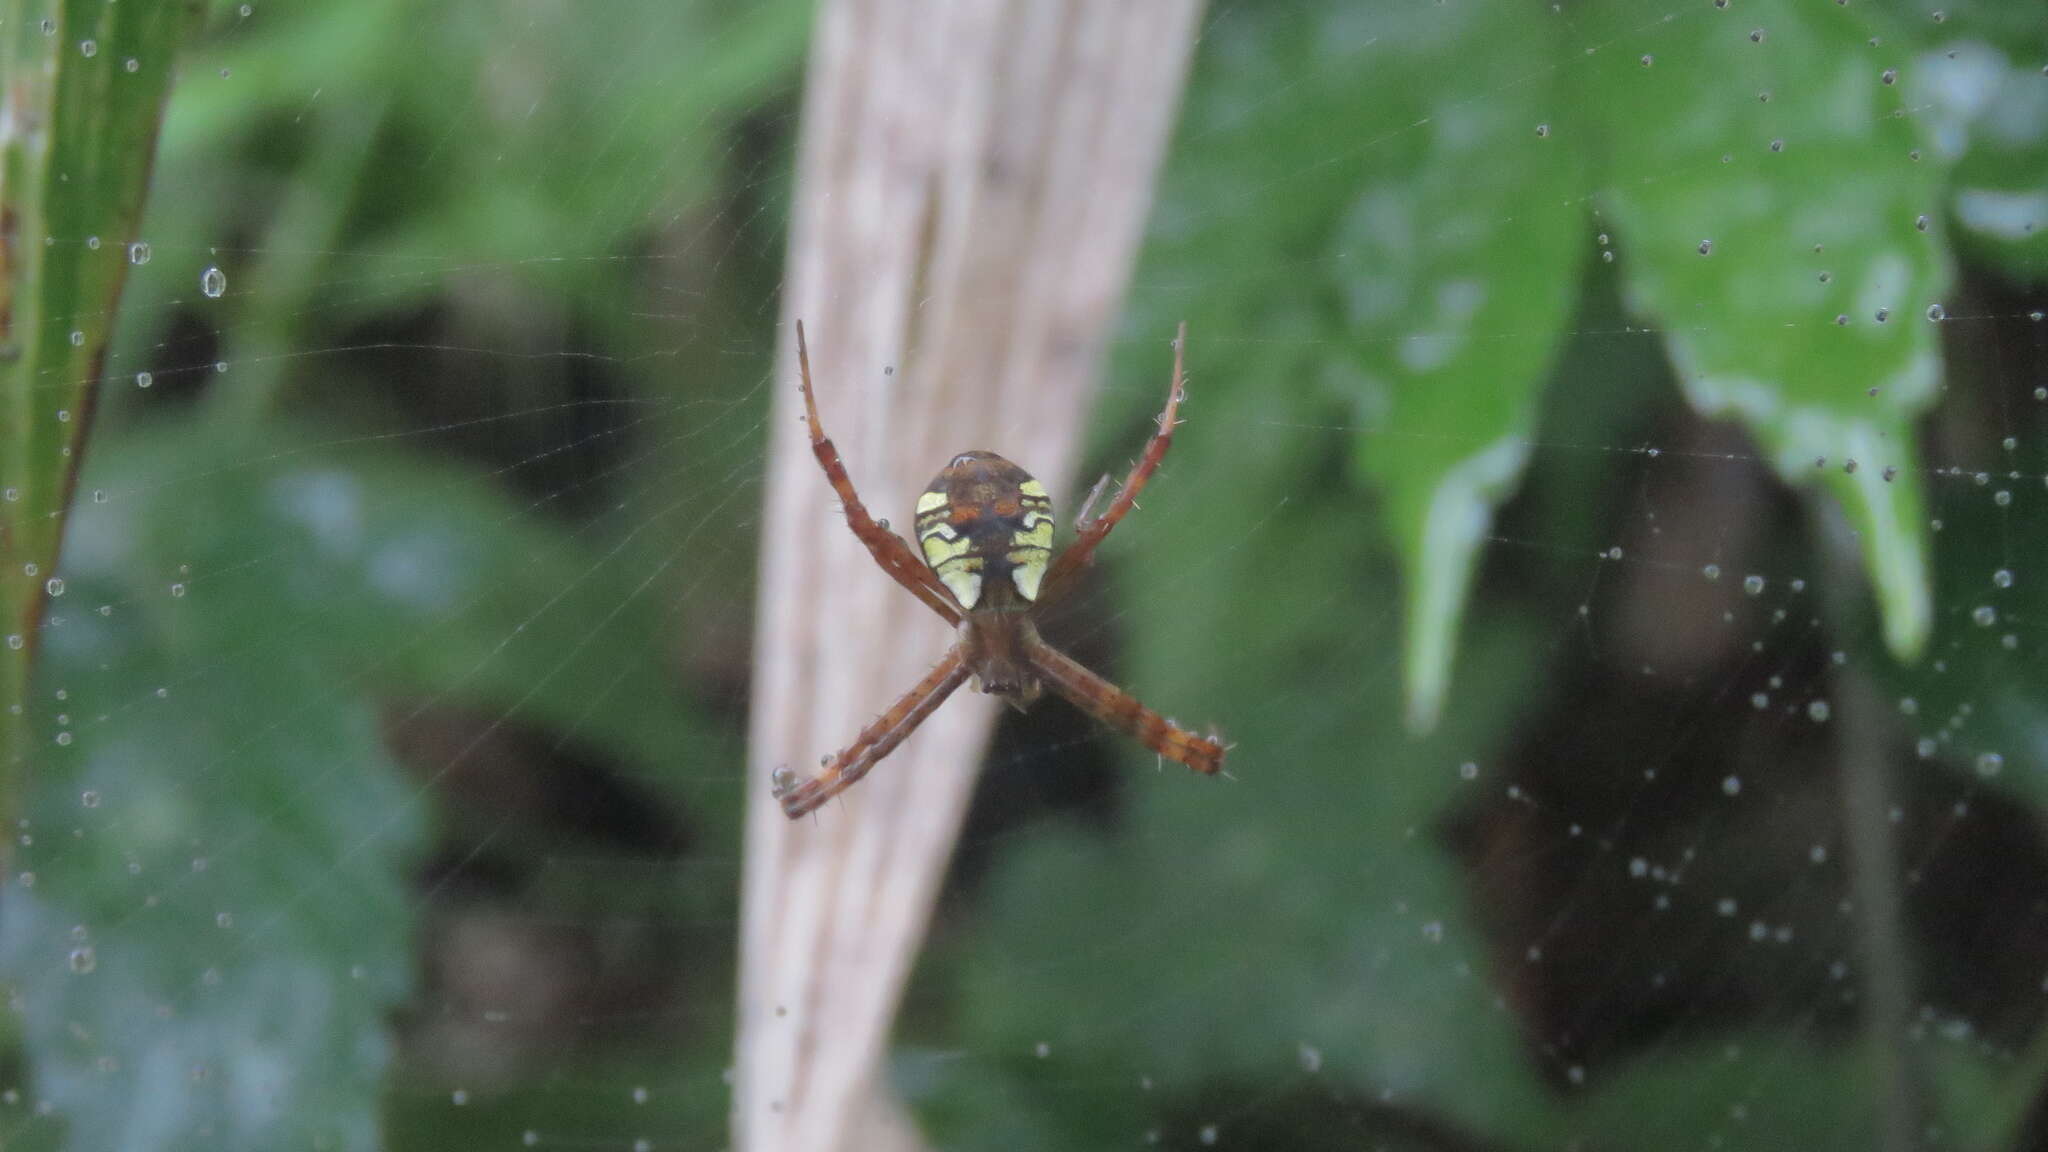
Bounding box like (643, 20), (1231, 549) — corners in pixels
(0, 0), (197, 876)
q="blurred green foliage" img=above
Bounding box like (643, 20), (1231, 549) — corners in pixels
(3, 0), (2047, 1150)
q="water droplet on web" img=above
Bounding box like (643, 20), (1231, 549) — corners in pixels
(1722, 775), (1742, 796)
(1199, 1124), (1219, 1146)
(1534, 123), (1550, 138)
(79, 40), (96, 58)
(1881, 466), (1898, 482)
(631, 1085), (648, 1104)
(4, 636), (21, 651)
(1874, 307), (1890, 323)
(1697, 239), (1713, 256)
(1917, 737), (1938, 759)
(1810, 844), (1829, 864)
(39, 17), (54, 33)
(1033, 1040), (1051, 1058)
(1751, 692), (1769, 709)
(123, 58), (138, 73)
(1994, 569), (2013, 589)
(1975, 752), (2004, 778)
(523, 1133), (539, 1148)
(1702, 564), (1722, 581)
(1973, 605), (1996, 626)
(79, 790), (98, 808)
(44, 578), (63, 597)
(1882, 68), (1899, 85)
(68, 330), (84, 347)
(1458, 761), (1478, 780)
(200, 266), (227, 298)
(451, 1088), (468, 1106)
(1899, 697), (1919, 716)
(1807, 700), (1831, 722)
(1743, 574), (1765, 596)
(1995, 490), (2012, 507)
(169, 582), (186, 598)
(67, 947), (95, 974)
(128, 242), (151, 265)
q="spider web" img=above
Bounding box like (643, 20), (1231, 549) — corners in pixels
(3, 1), (2047, 1151)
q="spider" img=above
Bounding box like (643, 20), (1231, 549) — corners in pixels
(770, 320), (1228, 819)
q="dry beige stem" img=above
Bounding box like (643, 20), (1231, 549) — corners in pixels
(735, 2), (1201, 1150)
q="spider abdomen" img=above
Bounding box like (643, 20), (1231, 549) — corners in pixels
(914, 450), (1054, 611)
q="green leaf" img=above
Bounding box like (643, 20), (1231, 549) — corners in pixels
(0, 0), (199, 854)
(1576, 0), (1950, 660)
(0, 414), (707, 1150)
(1327, 2), (1586, 732)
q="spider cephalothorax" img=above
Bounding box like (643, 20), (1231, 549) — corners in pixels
(770, 321), (1227, 819)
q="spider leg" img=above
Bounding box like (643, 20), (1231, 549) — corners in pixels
(1025, 637), (1225, 776)
(1039, 321), (1189, 603)
(795, 321), (963, 626)
(773, 649), (972, 819)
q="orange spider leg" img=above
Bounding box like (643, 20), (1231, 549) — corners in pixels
(772, 650), (972, 818)
(795, 320), (962, 626)
(1039, 321), (1190, 603)
(1025, 638), (1224, 776)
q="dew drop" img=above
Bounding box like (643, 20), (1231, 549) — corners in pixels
(68, 947), (95, 974)
(1881, 466), (1898, 482)
(79, 790), (98, 808)
(1743, 574), (1765, 596)
(1973, 605), (1996, 626)
(169, 583), (186, 598)
(135, 371), (153, 389)
(200, 266), (227, 298)
(1702, 563), (1722, 581)
(1881, 68), (1898, 85)
(1697, 239), (1714, 255)
(1995, 490), (2012, 507)
(68, 330), (84, 347)
(1807, 699), (1831, 722)
(1994, 569), (2013, 589)
(78, 40), (96, 58)
(1976, 752), (2004, 778)
(44, 578), (63, 597)
(1534, 123), (1551, 138)
(128, 242), (151, 265)
(1874, 307), (1890, 323)
(1722, 775), (1742, 796)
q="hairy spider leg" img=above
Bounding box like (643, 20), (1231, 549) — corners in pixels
(1025, 637), (1225, 776)
(1038, 321), (1190, 603)
(772, 650), (973, 818)
(795, 321), (963, 626)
